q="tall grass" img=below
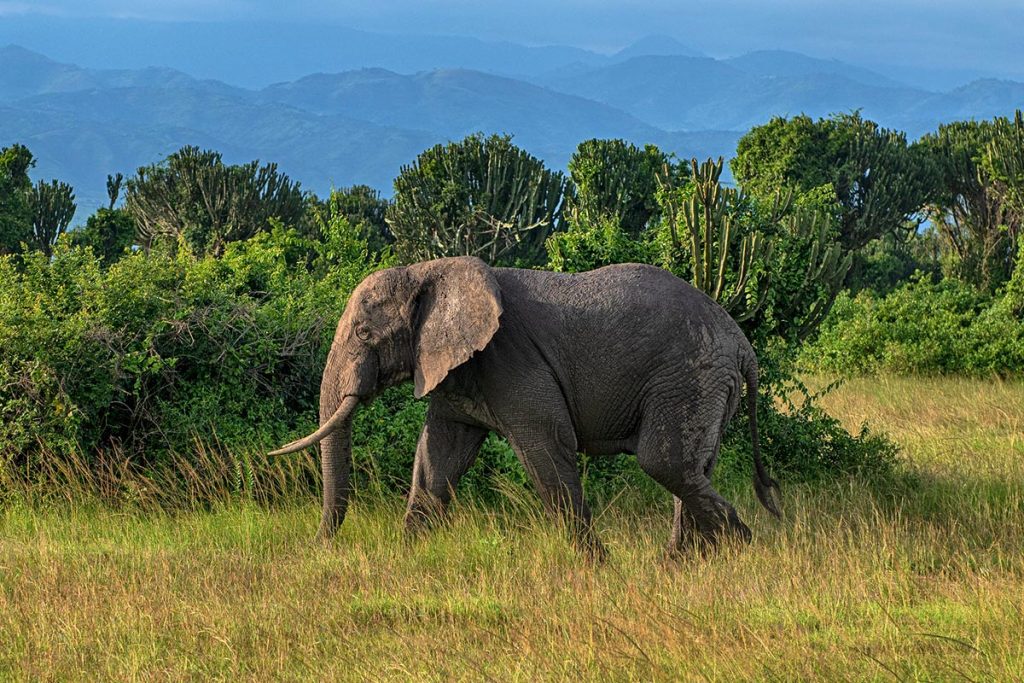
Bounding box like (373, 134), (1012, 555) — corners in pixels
(2, 376), (1023, 680)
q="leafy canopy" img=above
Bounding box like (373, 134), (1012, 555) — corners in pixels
(732, 112), (935, 251)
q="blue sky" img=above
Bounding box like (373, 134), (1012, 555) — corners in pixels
(2, 0), (1021, 85)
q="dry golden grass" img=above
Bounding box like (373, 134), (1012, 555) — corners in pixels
(2, 375), (1023, 681)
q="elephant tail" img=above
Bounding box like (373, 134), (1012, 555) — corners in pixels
(744, 357), (781, 518)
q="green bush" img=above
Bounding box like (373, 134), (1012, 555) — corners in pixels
(722, 385), (898, 482)
(0, 217), (385, 476)
(804, 271), (1024, 375)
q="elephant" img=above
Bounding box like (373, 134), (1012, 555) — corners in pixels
(270, 256), (780, 557)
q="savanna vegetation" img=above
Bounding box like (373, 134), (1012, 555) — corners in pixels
(1, 377), (1021, 680)
(1, 110), (1023, 679)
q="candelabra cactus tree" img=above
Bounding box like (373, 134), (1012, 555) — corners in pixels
(29, 178), (76, 257)
(658, 157), (852, 343)
(387, 134), (567, 266)
(658, 157), (772, 322)
(776, 209), (854, 343)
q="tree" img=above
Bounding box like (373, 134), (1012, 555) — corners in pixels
(657, 157), (772, 321)
(919, 117), (1022, 291)
(655, 158), (851, 336)
(125, 146), (308, 256)
(311, 185), (392, 255)
(732, 112), (934, 251)
(985, 110), (1024, 225)
(0, 144), (34, 255)
(106, 173), (124, 210)
(28, 178), (76, 257)
(387, 134), (566, 266)
(565, 139), (683, 236)
(69, 208), (136, 266)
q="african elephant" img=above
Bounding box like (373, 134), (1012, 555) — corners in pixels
(270, 256), (780, 557)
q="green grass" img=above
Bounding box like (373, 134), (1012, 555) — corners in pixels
(2, 376), (1024, 680)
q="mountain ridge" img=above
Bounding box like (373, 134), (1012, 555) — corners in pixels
(1, 45), (1020, 222)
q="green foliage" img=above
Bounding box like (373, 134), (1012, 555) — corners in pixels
(720, 387), (899, 483)
(750, 208), (853, 348)
(918, 114), (1022, 292)
(804, 271), (1024, 375)
(845, 228), (943, 296)
(68, 208), (137, 266)
(0, 143), (34, 255)
(546, 214), (656, 273)
(388, 133), (566, 267)
(565, 139), (682, 236)
(733, 112), (934, 251)
(657, 157), (774, 322)
(0, 216), (386, 473)
(125, 146), (309, 257)
(28, 178), (76, 257)
(311, 185), (393, 256)
(984, 110), (1024, 221)
(106, 172), (124, 210)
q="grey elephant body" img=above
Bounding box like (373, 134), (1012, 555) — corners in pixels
(271, 257), (778, 556)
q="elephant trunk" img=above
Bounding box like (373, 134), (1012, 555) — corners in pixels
(268, 393), (361, 540)
(316, 418), (353, 541)
(314, 393), (361, 541)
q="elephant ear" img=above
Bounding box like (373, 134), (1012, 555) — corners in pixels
(413, 257), (503, 398)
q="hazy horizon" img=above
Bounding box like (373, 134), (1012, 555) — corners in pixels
(1, 1), (1022, 89)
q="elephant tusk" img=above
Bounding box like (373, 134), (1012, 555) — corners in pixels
(268, 395), (360, 456)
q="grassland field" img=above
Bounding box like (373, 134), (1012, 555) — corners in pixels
(1, 375), (1023, 681)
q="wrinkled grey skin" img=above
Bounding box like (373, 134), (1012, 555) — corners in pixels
(271, 256), (780, 557)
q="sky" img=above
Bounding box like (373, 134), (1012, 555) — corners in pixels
(1, 0), (1022, 86)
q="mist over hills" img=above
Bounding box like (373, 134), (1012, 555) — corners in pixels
(1, 29), (1021, 221)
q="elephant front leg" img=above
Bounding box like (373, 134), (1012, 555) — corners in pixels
(404, 406), (488, 534)
(510, 430), (607, 562)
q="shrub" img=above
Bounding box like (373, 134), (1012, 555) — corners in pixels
(804, 271), (1024, 375)
(0, 216), (385, 479)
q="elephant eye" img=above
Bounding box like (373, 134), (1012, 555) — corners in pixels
(355, 326), (373, 342)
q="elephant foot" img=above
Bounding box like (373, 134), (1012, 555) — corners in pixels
(573, 532), (609, 564)
(313, 530), (336, 547)
(403, 503), (449, 537)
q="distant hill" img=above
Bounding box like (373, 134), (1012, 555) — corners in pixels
(1, 44), (1021, 221)
(0, 16), (609, 88)
(898, 79), (1024, 134)
(259, 69), (667, 165)
(538, 55), (934, 131)
(614, 35), (705, 60)
(0, 45), (232, 100)
(723, 50), (903, 88)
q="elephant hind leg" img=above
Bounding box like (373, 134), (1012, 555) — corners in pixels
(649, 468), (751, 555)
(637, 410), (751, 555)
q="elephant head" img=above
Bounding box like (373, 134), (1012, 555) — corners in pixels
(269, 256), (503, 540)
